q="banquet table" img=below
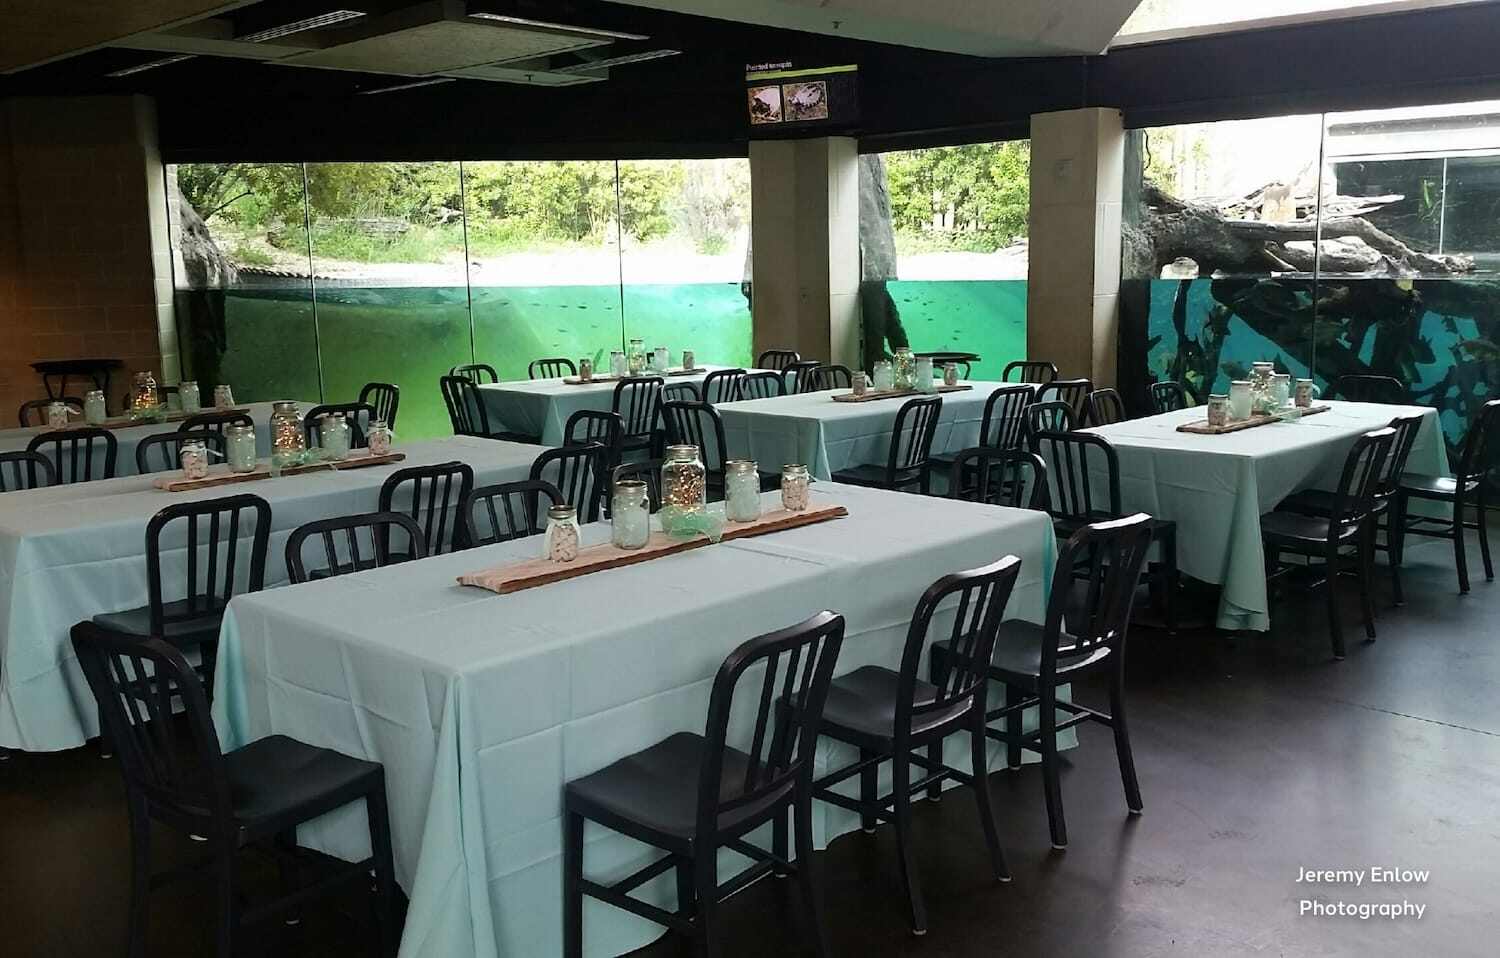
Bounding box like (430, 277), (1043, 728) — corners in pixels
(479, 367), (749, 447)
(212, 483), (1063, 958)
(717, 384), (1000, 481)
(0, 436), (544, 752)
(0, 400), (306, 480)
(1083, 401), (1451, 631)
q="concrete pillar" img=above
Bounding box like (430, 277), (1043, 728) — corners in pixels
(1026, 108), (1125, 386)
(748, 137), (861, 368)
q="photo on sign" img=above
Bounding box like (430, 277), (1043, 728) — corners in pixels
(783, 80), (829, 121)
(748, 85), (783, 124)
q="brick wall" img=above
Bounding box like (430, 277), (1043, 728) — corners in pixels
(0, 96), (172, 419)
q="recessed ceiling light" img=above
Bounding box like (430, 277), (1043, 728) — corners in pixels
(555, 49), (681, 73)
(105, 54), (196, 77)
(467, 12), (648, 41)
(357, 77), (457, 95)
(239, 10), (367, 43)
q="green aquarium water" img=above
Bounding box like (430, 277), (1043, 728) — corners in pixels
(885, 280), (1028, 381)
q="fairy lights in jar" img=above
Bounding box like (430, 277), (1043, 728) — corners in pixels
(661, 444), (707, 512)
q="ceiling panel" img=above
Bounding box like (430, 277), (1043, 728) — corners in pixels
(280, 19), (610, 76)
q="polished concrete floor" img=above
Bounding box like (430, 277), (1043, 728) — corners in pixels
(3, 530), (1497, 957)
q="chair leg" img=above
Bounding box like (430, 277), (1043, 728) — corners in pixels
(1357, 526), (1378, 642)
(274, 830), (301, 929)
(793, 788), (832, 958)
(1454, 502), (1471, 594)
(693, 847), (718, 958)
(1161, 527), (1179, 632)
(925, 654), (947, 802)
(1109, 671), (1144, 814)
(676, 859), (696, 920)
(1039, 686), (1067, 849)
(970, 721), (1009, 882)
(126, 794), (151, 958)
(890, 752), (927, 934)
(1326, 550), (1346, 660)
(1387, 500), (1405, 607)
(366, 787), (397, 958)
(772, 808), (790, 877)
(1004, 684), (1022, 770)
(1480, 488), (1494, 581)
(859, 749), (877, 833)
(563, 810), (584, 958)
(214, 844), (239, 958)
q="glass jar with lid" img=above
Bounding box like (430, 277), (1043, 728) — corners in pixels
(893, 347), (917, 390)
(131, 371), (160, 413)
(45, 401), (71, 429)
(180, 440), (210, 480)
(544, 505), (581, 562)
(725, 459), (762, 522)
(781, 464), (811, 512)
(225, 423), (257, 473)
(214, 383), (235, 408)
(179, 381), (201, 413)
(661, 444), (707, 513)
(317, 412), (351, 461)
(627, 338), (647, 375)
(367, 419), (393, 457)
(872, 360), (894, 391)
(84, 390), (107, 425)
(610, 350), (627, 377)
(611, 479), (651, 549)
(269, 401), (305, 466)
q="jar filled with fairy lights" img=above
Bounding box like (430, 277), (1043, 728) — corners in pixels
(892, 347), (917, 390)
(627, 338), (647, 375)
(131, 371), (161, 414)
(269, 401), (305, 467)
(661, 444), (707, 513)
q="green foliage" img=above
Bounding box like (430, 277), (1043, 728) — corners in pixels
(884, 142), (1030, 252)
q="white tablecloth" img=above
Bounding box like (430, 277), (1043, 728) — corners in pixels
(1083, 402), (1451, 631)
(0, 436), (543, 751)
(212, 484), (1062, 958)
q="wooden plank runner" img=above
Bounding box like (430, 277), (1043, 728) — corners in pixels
(831, 384), (973, 404)
(562, 367), (707, 386)
(56, 406), (253, 431)
(458, 503), (849, 595)
(151, 451), (406, 492)
(1176, 404), (1330, 435)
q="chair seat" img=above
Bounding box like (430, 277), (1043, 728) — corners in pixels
(830, 463), (922, 490)
(565, 732), (771, 850)
(818, 665), (971, 746)
(490, 430), (541, 444)
(1260, 509), (1361, 548)
(933, 619), (1108, 689)
(1280, 488), (1390, 520)
(225, 734), (383, 835)
(1055, 513), (1174, 541)
(92, 599), (225, 647)
(1399, 473), (1478, 500)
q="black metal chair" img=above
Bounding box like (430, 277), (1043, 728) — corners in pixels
(440, 374), (536, 443)
(660, 400), (730, 500)
(463, 479), (564, 547)
(664, 382), (701, 404)
(1034, 431), (1179, 631)
(91, 493), (271, 704)
(70, 622), (395, 958)
(563, 611), (846, 958)
(1037, 378), (1092, 425)
(1003, 361), (1058, 385)
(1024, 401), (1076, 449)
(930, 514), (1156, 849)
(18, 396), (83, 427)
(1262, 427), (1396, 659)
(27, 427), (117, 483)
(303, 402), (376, 449)
(0, 449), (57, 491)
(613, 376), (665, 456)
(782, 360), (821, 395)
(358, 382), (400, 431)
(450, 362), (499, 384)
(182, 410), (253, 438)
(1395, 399), (1500, 595)
(531, 444), (608, 523)
(136, 428), (226, 475)
(932, 384), (1034, 481)
(948, 448), (1049, 511)
(1330, 374), (1404, 404)
(702, 368), (747, 404)
(804, 365), (853, 392)
(285, 511), (428, 583)
(757, 348), (801, 372)
(739, 370), (784, 401)
(808, 559), (1021, 934)
(378, 461), (474, 556)
(1087, 388), (1127, 426)
(1149, 381), (1189, 415)
(611, 460), (663, 515)
(564, 410), (624, 517)
(529, 357), (578, 379)
(831, 396), (943, 494)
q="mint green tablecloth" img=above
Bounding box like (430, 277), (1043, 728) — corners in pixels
(717, 383), (1000, 480)
(0, 436), (543, 751)
(1084, 402), (1450, 631)
(212, 484), (1063, 958)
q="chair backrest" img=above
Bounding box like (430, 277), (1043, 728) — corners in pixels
(805, 364), (853, 392)
(564, 409), (624, 474)
(529, 357), (577, 379)
(70, 624), (231, 832)
(1039, 514), (1155, 680)
(450, 363), (499, 384)
(463, 479), (563, 547)
(1455, 399), (1500, 486)
(530, 443), (608, 523)
(285, 511), (428, 583)
(886, 396), (943, 480)
(697, 611), (845, 841)
(1034, 430), (1121, 523)
(1025, 400), (1076, 446)
(18, 396), (82, 428)
(756, 349), (801, 372)
(0, 450), (57, 491)
(1150, 381), (1188, 414)
(1037, 378), (1092, 422)
(1377, 413), (1426, 497)
(612, 459), (663, 514)
(663, 381), (701, 405)
(1324, 427), (1396, 537)
(612, 376), (664, 439)
(1003, 361), (1058, 385)
(702, 368), (747, 404)
(26, 427), (117, 483)
(660, 400), (729, 475)
(739, 370), (784, 401)
(303, 402), (376, 448)
(1331, 374), (1404, 404)
(136, 428), (226, 475)
(378, 461), (475, 555)
(440, 374), (491, 438)
(948, 448), (1049, 511)
(897, 556), (1022, 741)
(358, 381), (401, 430)
(1088, 388), (1127, 427)
(782, 360), (821, 395)
(978, 384), (1034, 450)
(146, 493), (272, 637)
(181, 410), (253, 437)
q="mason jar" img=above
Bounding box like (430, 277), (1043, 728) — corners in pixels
(851, 372), (868, 396)
(781, 464), (811, 512)
(544, 505), (581, 563)
(682, 349), (696, 370)
(893, 347), (917, 390)
(610, 479), (651, 550)
(627, 339), (647, 375)
(84, 390), (107, 425)
(943, 362), (959, 387)
(578, 358), (593, 382)
(318, 412), (351, 461)
(661, 444), (707, 513)
(367, 419), (393, 457)
(269, 401), (305, 466)
(180, 441), (209, 480)
(213, 384), (235, 408)
(1270, 373), (1292, 408)
(1228, 381), (1253, 421)
(872, 360), (894, 391)
(725, 459), (762, 523)
(653, 346), (669, 372)
(915, 356), (936, 394)
(1207, 394), (1230, 429)
(45, 401), (71, 429)
(225, 423), (257, 473)
(610, 350), (627, 377)
(132, 371), (160, 412)
(179, 381), (201, 413)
